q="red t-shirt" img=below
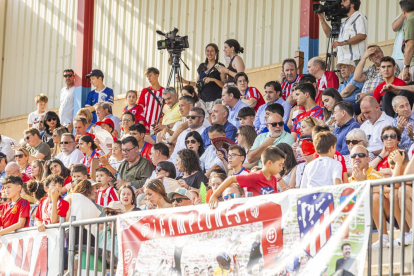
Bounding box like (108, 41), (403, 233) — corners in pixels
(96, 186), (119, 207)
(316, 71), (339, 106)
(377, 158), (390, 171)
(243, 87), (266, 111)
(236, 171), (277, 196)
(21, 173), (31, 183)
(64, 175), (72, 186)
(123, 105), (145, 124)
(138, 86), (165, 133)
(314, 151), (347, 181)
(140, 142), (153, 163)
(0, 198), (30, 229)
(373, 78), (406, 103)
(35, 197), (69, 225)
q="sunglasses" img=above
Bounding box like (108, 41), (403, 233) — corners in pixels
(186, 115), (202, 120)
(14, 154), (24, 159)
(185, 139), (197, 145)
(106, 211), (121, 216)
(63, 74), (73, 78)
(0, 198), (7, 202)
(171, 197), (190, 203)
(382, 134), (397, 140)
(223, 193), (241, 200)
(267, 122), (284, 127)
(47, 118), (57, 122)
(350, 153), (368, 159)
(346, 140), (362, 145)
(60, 141), (73, 145)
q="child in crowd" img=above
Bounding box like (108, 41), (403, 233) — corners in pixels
(70, 164), (89, 184)
(35, 175), (69, 231)
(209, 146), (285, 208)
(227, 145), (250, 176)
(95, 167), (119, 206)
(28, 94), (48, 128)
(0, 176), (30, 236)
(301, 132), (343, 188)
(123, 90), (145, 125)
(25, 180), (47, 227)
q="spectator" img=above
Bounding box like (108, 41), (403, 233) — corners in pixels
(95, 167), (118, 207)
(206, 173), (226, 203)
(332, 101), (360, 155)
(275, 143), (298, 191)
(85, 69), (114, 124)
(118, 185), (140, 212)
(78, 135), (100, 174)
(59, 69), (75, 127)
(45, 158), (72, 193)
(76, 108), (94, 132)
(222, 86), (249, 127)
(55, 133), (84, 168)
(398, 155), (414, 244)
(120, 111), (135, 138)
(287, 84), (303, 130)
(293, 137), (316, 188)
(0, 176), (30, 236)
(147, 143), (171, 179)
(318, 0), (367, 64)
(343, 129), (376, 174)
(123, 90), (145, 126)
(95, 113), (118, 140)
(144, 179), (172, 209)
(291, 83), (324, 141)
(99, 140), (125, 175)
(73, 117), (95, 142)
(278, 59), (303, 105)
(24, 128), (52, 161)
(181, 85), (208, 115)
(373, 57), (407, 117)
(235, 72), (265, 111)
(0, 134), (18, 163)
(225, 145), (249, 176)
(0, 153), (8, 183)
(153, 87), (180, 134)
(138, 67), (165, 133)
(153, 161), (176, 184)
(5, 162), (31, 183)
(299, 116), (320, 136)
(99, 201), (124, 259)
(101, 102), (121, 137)
(222, 184), (244, 201)
(306, 57), (339, 106)
(181, 43), (225, 113)
(391, 95), (414, 151)
(162, 96), (196, 141)
(30, 159), (46, 182)
(129, 123), (152, 162)
(260, 103), (291, 134)
(321, 88), (343, 130)
(177, 149), (208, 198)
(360, 96), (394, 155)
(41, 111), (61, 148)
(348, 145), (383, 182)
(249, 113), (294, 167)
(51, 126), (70, 157)
(400, 0), (414, 81)
(25, 180), (47, 226)
(301, 132), (343, 188)
(28, 94), (48, 128)
(217, 39), (245, 84)
(254, 81), (291, 131)
(116, 136), (153, 190)
(14, 147), (32, 178)
(209, 146), (285, 208)
(236, 125), (257, 154)
(236, 107), (256, 128)
(168, 188), (197, 207)
(391, 14), (406, 71)
(185, 131), (205, 157)
(70, 164), (89, 184)
(202, 104), (237, 147)
(337, 59), (363, 114)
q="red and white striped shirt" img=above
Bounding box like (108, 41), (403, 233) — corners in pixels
(35, 197), (69, 225)
(281, 74), (302, 100)
(243, 87), (265, 111)
(316, 71), (339, 107)
(96, 186), (119, 207)
(138, 86), (165, 133)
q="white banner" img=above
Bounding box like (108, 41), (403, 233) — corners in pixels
(117, 183), (370, 276)
(0, 229), (60, 276)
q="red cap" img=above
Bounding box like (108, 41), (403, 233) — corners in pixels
(96, 118), (114, 130)
(301, 139), (316, 156)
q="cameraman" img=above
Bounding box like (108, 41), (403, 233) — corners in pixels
(318, 0), (367, 65)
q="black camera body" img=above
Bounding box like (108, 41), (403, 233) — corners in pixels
(313, 0), (347, 36)
(157, 28), (189, 52)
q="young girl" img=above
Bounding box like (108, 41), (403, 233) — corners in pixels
(144, 179), (172, 209)
(31, 159), (46, 181)
(35, 175), (69, 231)
(119, 185), (140, 212)
(99, 140), (125, 175)
(122, 90), (145, 124)
(25, 180), (47, 227)
(206, 173), (226, 203)
(79, 135), (101, 174)
(45, 158), (72, 194)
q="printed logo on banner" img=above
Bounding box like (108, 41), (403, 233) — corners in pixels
(250, 205), (259, 218)
(297, 192), (334, 257)
(340, 188), (356, 212)
(266, 227), (277, 243)
(141, 223), (150, 238)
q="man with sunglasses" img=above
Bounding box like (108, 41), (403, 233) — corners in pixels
(163, 96), (196, 141)
(23, 128), (51, 161)
(168, 188), (195, 207)
(59, 69), (75, 127)
(55, 133), (83, 168)
(348, 145), (383, 182)
(222, 184), (244, 201)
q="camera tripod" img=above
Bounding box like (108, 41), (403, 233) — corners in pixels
(325, 33), (339, 72)
(166, 51), (190, 93)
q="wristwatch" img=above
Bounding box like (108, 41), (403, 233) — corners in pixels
(344, 40), (348, 45)
(405, 64), (411, 69)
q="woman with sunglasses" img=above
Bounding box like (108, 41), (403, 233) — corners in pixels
(184, 131), (205, 157)
(78, 135), (101, 174)
(51, 126), (70, 157)
(370, 126), (402, 178)
(41, 111), (61, 148)
(14, 147), (32, 178)
(118, 185), (140, 212)
(143, 179), (172, 209)
(45, 158), (72, 194)
(321, 88), (343, 131)
(31, 159), (46, 181)
(343, 129), (375, 175)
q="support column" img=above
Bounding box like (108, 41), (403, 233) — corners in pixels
(299, 0), (319, 74)
(73, 0), (94, 118)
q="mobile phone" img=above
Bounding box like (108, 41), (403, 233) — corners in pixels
(355, 94), (361, 100)
(214, 64), (221, 69)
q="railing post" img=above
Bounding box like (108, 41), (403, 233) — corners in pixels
(68, 216), (76, 276)
(400, 182), (406, 276)
(378, 185), (384, 276)
(389, 183), (395, 276)
(109, 221), (116, 276)
(58, 216), (66, 276)
(368, 184), (373, 276)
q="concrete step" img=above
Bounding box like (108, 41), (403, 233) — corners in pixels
(365, 245), (413, 276)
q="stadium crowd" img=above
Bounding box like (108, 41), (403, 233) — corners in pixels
(1, 0), (414, 274)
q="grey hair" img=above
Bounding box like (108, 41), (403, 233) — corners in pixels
(346, 128), (369, 147)
(163, 87), (177, 95)
(391, 95), (408, 109)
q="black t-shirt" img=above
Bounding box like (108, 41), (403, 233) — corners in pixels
(197, 62), (224, 102)
(176, 171), (208, 190)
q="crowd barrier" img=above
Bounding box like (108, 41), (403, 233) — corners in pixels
(0, 175), (413, 276)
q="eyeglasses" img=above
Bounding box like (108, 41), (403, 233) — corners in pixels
(223, 193), (241, 200)
(382, 134), (397, 140)
(186, 115), (202, 120)
(47, 118), (57, 122)
(14, 154), (24, 159)
(228, 153), (242, 159)
(60, 141), (73, 145)
(106, 211), (121, 216)
(63, 74), (73, 78)
(350, 153), (368, 159)
(171, 197), (190, 203)
(346, 140), (362, 145)
(122, 146), (136, 153)
(185, 139), (197, 145)
(267, 122), (284, 127)
(25, 136), (31, 141)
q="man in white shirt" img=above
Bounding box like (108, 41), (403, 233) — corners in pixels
(360, 96), (394, 155)
(0, 134), (18, 162)
(200, 124), (225, 177)
(55, 133), (84, 168)
(59, 69), (75, 127)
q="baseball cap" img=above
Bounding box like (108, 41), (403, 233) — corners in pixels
(337, 59), (356, 69)
(0, 152), (6, 160)
(167, 187), (192, 200)
(102, 201), (126, 213)
(85, 69), (104, 79)
(96, 118), (115, 130)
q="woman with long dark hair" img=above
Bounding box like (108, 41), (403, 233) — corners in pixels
(218, 39), (245, 84)
(275, 143), (298, 192)
(321, 88), (343, 131)
(45, 158), (72, 193)
(184, 131), (205, 157)
(78, 135), (100, 174)
(41, 111), (61, 148)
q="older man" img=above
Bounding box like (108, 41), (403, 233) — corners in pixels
(23, 128), (51, 161)
(101, 102), (121, 136)
(222, 184), (244, 201)
(307, 57), (339, 106)
(278, 59), (302, 105)
(201, 124), (225, 176)
(153, 87), (181, 134)
(248, 113), (294, 166)
(348, 145), (383, 182)
(55, 133), (84, 167)
(332, 101), (360, 155)
(202, 104), (237, 147)
(168, 188), (198, 207)
(222, 86), (249, 128)
(115, 136), (153, 191)
(163, 96), (198, 141)
(337, 59), (363, 114)
(5, 162), (31, 182)
(360, 97), (394, 155)
(73, 117), (95, 141)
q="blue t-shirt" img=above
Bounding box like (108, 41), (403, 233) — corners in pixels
(338, 73), (363, 102)
(85, 87), (114, 123)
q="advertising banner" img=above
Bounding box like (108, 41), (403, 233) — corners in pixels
(117, 183), (370, 276)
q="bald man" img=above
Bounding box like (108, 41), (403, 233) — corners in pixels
(360, 96), (394, 155)
(248, 113), (294, 166)
(306, 57), (339, 106)
(5, 162), (31, 183)
(349, 145), (383, 182)
(201, 104), (237, 147)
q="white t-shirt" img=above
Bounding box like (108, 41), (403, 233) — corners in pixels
(295, 162), (307, 188)
(59, 86), (75, 126)
(200, 145), (224, 172)
(27, 110), (46, 126)
(109, 156), (125, 171)
(301, 157), (342, 189)
(360, 112), (394, 153)
(55, 149), (84, 168)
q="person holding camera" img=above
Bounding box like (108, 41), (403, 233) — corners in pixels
(180, 43), (225, 113)
(318, 0), (367, 65)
